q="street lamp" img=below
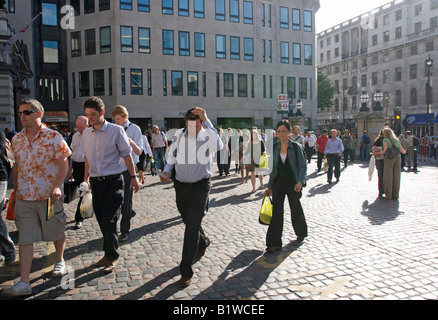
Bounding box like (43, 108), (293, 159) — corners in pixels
(295, 99), (303, 117)
(360, 91), (370, 112)
(426, 54), (433, 136)
(373, 89), (384, 111)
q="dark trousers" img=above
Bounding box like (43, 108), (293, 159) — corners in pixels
(174, 178), (211, 278)
(343, 148), (350, 165)
(121, 170), (135, 234)
(327, 154), (341, 182)
(317, 152), (324, 171)
(90, 174), (124, 261)
(72, 161), (85, 223)
(376, 159), (384, 196)
(266, 183), (307, 248)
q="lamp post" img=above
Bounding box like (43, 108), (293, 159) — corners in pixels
(426, 55), (433, 136)
(373, 89), (384, 111)
(360, 91), (370, 112)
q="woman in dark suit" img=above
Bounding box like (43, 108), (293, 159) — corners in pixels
(264, 120), (308, 253)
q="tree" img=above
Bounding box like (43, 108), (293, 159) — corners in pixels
(317, 71), (337, 112)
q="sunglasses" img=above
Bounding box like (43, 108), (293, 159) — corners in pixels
(18, 109), (38, 116)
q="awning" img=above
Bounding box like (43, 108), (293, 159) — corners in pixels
(406, 113), (435, 125)
(434, 115), (438, 123)
(43, 111), (69, 123)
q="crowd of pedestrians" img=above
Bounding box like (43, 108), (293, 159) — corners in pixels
(0, 96), (435, 297)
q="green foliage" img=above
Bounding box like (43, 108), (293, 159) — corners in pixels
(317, 71), (337, 112)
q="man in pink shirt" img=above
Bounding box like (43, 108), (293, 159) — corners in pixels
(316, 129), (329, 172)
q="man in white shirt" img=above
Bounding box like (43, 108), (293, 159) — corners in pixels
(69, 116), (89, 229)
(111, 105), (143, 242)
(151, 125), (168, 172)
(303, 131), (316, 163)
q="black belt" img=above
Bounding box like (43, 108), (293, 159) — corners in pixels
(175, 177), (210, 186)
(91, 173), (122, 181)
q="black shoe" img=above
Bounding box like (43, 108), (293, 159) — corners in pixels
(296, 236), (305, 242)
(266, 246), (282, 253)
(119, 232), (129, 242)
(74, 221), (83, 230)
(327, 180), (332, 184)
(336, 178), (340, 183)
(177, 276), (192, 288)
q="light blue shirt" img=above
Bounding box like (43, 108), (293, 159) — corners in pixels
(123, 120), (143, 165)
(324, 137), (344, 154)
(164, 119), (224, 183)
(82, 120), (132, 177)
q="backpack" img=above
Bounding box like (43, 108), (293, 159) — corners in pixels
(385, 139), (400, 159)
(364, 135), (370, 145)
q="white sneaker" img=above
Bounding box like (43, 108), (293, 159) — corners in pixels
(2, 281), (32, 297)
(52, 260), (66, 277)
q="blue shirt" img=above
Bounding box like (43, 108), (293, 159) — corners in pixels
(123, 120), (143, 165)
(82, 120), (132, 177)
(164, 119), (224, 183)
(324, 137), (344, 154)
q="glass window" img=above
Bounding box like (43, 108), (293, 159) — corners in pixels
(187, 71), (198, 96)
(42, 3), (57, 26)
(162, 29), (174, 55)
(304, 44), (312, 65)
(131, 68), (143, 95)
(120, 0), (132, 10)
(85, 29), (96, 55)
(194, 0), (204, 18)
(224, 73), (234, 97)
(303, 10), (312, 32)
(99, 0), (110, 11)
(230, 0), (239, 22)
(100, 26), (111, 53)
(138, 27), (151, 53)
(71, 31), (81, 57)
(280, 41), (289, 63)
(178, 0), (189, 16)
(243, 1), (253, 24)
(216, 72), (220, 97)
(43, 40), (59, 63)
(138, 0), (150, 12)
(121, 68), (126, 95)
(293, 43), (301, 64)
(215, 0), (225, 21)
(84, 0), (95, 14)
(121, 26), (133, 52)
(280, 7), (288, 29)
(202, 72), (206, 96)
(93, 69), (105, 96)
(79, 71), (90, 97)
(287, 77), (296, 99)
(8, 0), (15, 13)
(72, 73), (76, 98)
(108, 68), (112, 95)
(230, 36), (240, 60)
(292, 9), (301, 30)
(171, 70), (183, 95)
(147, 69), (152, 95)
(238, 74), (247, 97)
(216, 35), (226, 59)
(163, 70), (167, 96)
(179, 31), (190, 56)
(71, 0), (80, 15)
(244, 37), (253, 61)
(299, 78), (307, 99)
(194, 32), (205, 57)
(162, 0), (173, 14)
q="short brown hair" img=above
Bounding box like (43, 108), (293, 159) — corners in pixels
(21, 99), (44, 117)
(111, 105), (129, 118)
(83, 96), (105, 112)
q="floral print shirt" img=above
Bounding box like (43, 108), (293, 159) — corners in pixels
(11, 126), (71, 201)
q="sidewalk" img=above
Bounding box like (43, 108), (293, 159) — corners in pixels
(1, 158), (438, 300)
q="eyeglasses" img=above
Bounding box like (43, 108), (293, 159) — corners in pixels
(18, 109), (38, 116)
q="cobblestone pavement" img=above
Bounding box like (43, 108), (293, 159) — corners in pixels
(1, 157), (438, 301)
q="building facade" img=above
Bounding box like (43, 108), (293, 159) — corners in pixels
(65, 0), (320, 131)
(317, 0), (438, 137)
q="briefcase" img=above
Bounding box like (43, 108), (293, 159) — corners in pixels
(64, 179), (79, 203)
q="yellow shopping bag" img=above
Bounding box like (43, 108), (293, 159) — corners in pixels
(259, 154), (269, 170)
(259, 196), (273, 225)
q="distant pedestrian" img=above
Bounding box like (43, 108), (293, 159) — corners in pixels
(111, 105), (143, 242)
(264, 120), (307, 253)
(399, 133), (408, 168)
(69, 116), (89, 229)
(316, 129), (329, 172)
(246, 129), (265, 192)
(324, 129), (344, 184)
(405, 131), (418, 172)
(341, 129), (352, 167)
(372, 127), (406, 200)
(291, 125), (304, 147)
(137, 130), (153, 184)
(350, 133), (357, 162)
(82, 97), (141, 274)
(372, 129), (385, 198)
(303, 131), (316, 163)
(150, 125), (168, 172)
(361, 131), (371, 161)
(3, 99), (71, 297)
(160, 107), (223, 288)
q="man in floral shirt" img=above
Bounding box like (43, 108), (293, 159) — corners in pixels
(2, 99), (71, 297)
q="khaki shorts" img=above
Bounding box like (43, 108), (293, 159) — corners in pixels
(15, 199), (67, 245)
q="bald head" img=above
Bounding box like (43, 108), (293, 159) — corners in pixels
(76, 116), (89, 134)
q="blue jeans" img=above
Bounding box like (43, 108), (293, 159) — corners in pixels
(0, 181), (15, 259)
(153, 147), (166, 172)
(361, 145), (369, 161)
